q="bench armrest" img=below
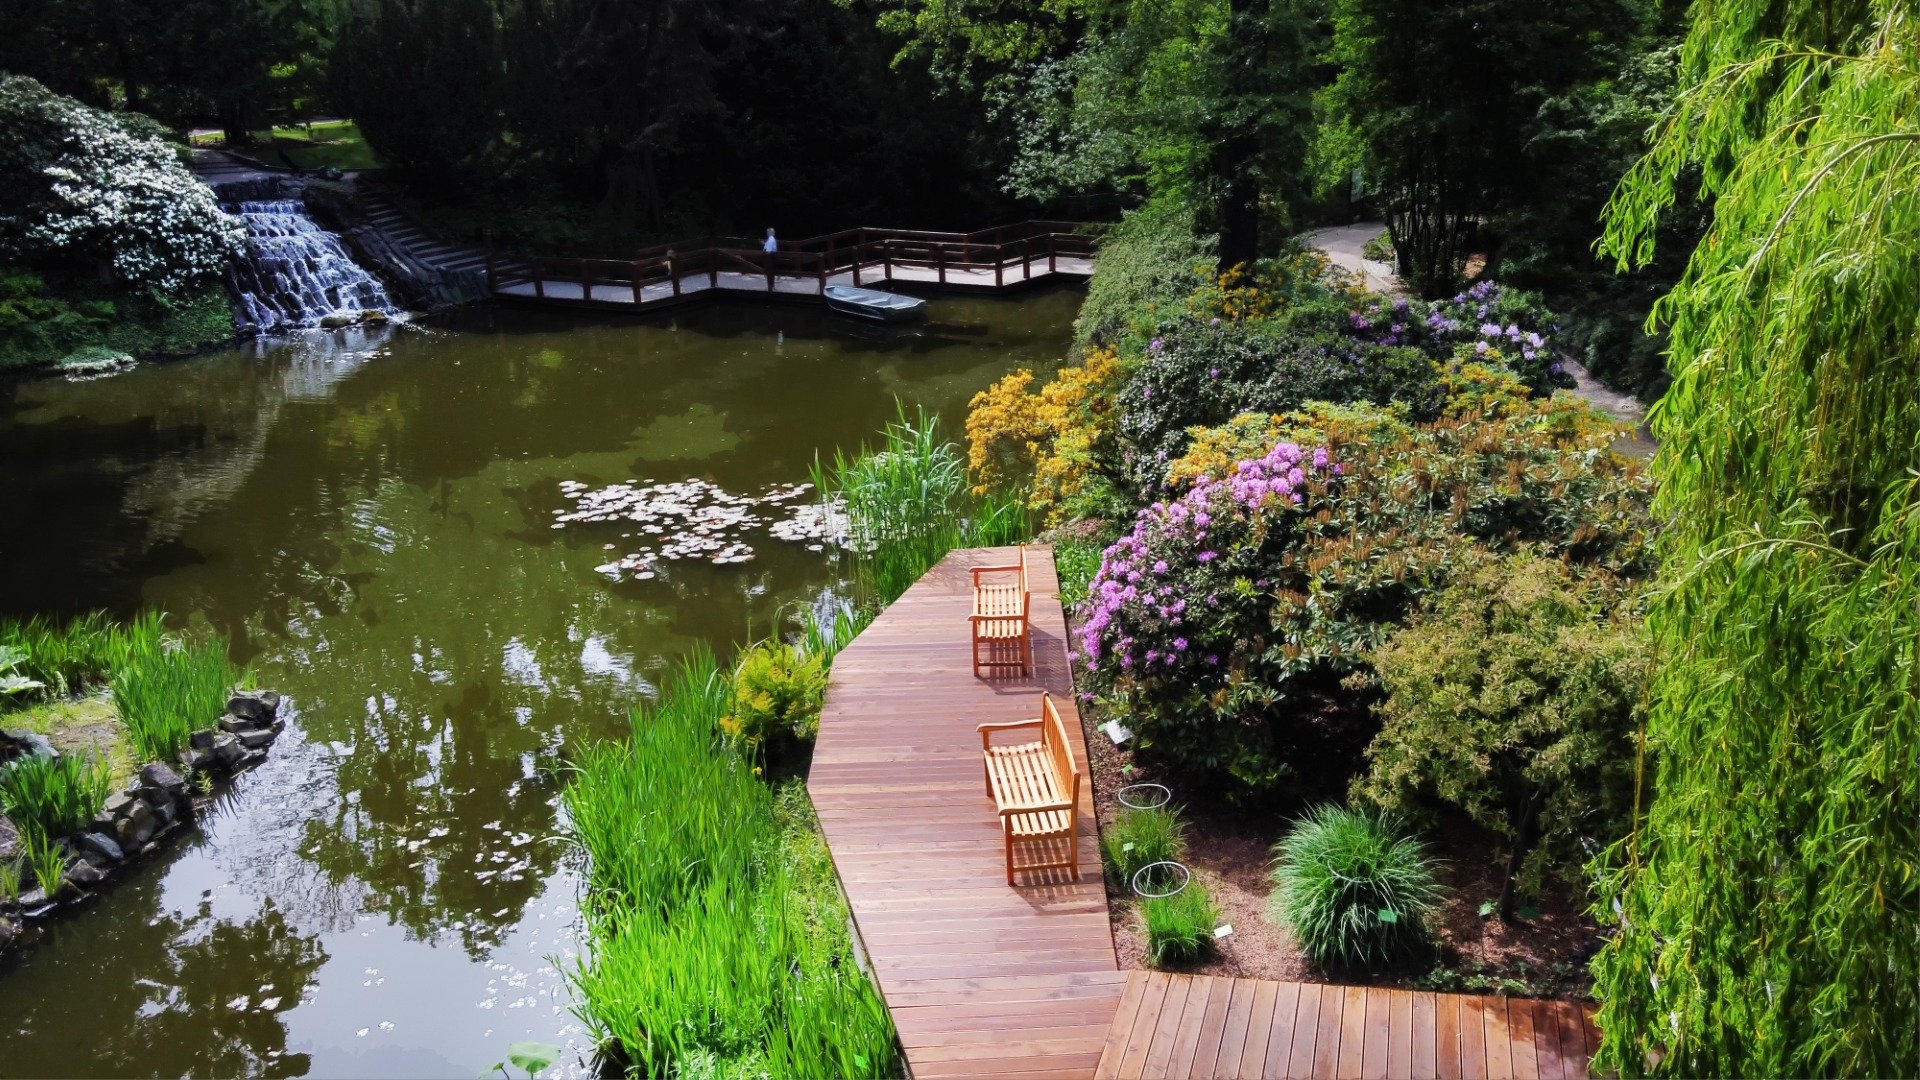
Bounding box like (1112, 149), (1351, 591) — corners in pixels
(970, 564), (1023, 580)
(979, 717), (1042, 751)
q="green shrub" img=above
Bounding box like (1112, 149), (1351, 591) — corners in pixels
(0, 857), (20, 902)
(1052, 533), (1106, 607)
(1269, 806), (1442, 971)
(1143, 879), (1220, 967)
(0, 267), (232, 371)
(1101, 804), (1185, 887)
(0, 753), (112, 842)
(1074, 200), (1213, 350)
(111, 631), (242, 763)
(721, 640), (830, 753)
(1358, 551), (1648, 916)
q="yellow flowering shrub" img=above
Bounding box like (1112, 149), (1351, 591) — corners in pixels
(965, 346), (1125, 522)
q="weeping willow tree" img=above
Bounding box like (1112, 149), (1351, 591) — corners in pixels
(1591, 2), (1919, 1075)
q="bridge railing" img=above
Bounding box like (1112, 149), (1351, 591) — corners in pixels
(486, 223), (1098, 305)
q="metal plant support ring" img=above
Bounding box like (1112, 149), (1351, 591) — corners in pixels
(1117, 783), (1172, 812)
(1131, 860), (1191, 900)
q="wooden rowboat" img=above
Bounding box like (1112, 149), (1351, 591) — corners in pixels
(824, 285), (927, 323)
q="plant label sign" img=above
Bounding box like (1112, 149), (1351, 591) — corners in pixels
(1103, 720), (1132, 746)
(1214, 923), (1234, 939)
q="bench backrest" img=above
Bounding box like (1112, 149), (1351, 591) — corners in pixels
(1040, 692), (1080, 809)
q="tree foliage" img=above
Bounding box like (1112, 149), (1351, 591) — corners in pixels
(1357, 551), (1648, 918)
(1588, 2), (1920, 1074)
(1314, 0), (1642, 295)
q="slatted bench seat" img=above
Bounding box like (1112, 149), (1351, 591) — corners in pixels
(979, 691), (1080, 885)
(970, 545), (1033, 677)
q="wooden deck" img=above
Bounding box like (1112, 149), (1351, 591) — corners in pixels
(1095, 972), (1599, 1080)
(489, 222), (1096, 314)
(811, 546), (1599, 1079)
(809, 547), (1121, 1078)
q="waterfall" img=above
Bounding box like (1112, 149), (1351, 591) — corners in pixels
(226, 199), (404, 333)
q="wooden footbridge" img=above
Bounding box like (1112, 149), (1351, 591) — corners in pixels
(486, 222), (1096, 312)
(810, 546), (1600, 1079)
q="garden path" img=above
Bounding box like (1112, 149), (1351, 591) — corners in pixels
(812, 547), (1600, 1078)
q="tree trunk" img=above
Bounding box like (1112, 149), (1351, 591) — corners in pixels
(1212, 0), (1262, 270)
(1498, 787), (1549, 921)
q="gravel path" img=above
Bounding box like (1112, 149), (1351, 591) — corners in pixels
(1302, 221), (1656, 455)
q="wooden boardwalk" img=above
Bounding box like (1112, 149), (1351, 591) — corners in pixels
(489, 222), (1096, 314)
(811, 546), (1598, 1079)
(1096, 972), (1598, 1080)
(809, 547), (1122, 1078)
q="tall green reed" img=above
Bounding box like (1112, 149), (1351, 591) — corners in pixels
(562, 646), (897, 1077)
(813, 402), (1028, 605)
(0, 611), (162, 702)
(111, 630), (243, 763)
(0, 753), (112, 842)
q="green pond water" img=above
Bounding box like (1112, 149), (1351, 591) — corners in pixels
(0, 289), (1080, 1077)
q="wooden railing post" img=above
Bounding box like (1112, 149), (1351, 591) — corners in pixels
(764, 253), (775, 294)
(631, 260), (643, 306)
(1048, 233), (1057, 274)
(484, 229), (497, 293)
(533, 261), (545, 300)
(993, 229), (1004, 288)
(709, 253), (718, 289)
(669, 250), (680, 297)
(852, 241), (862, 286)
(938, 244), (947, 285)
(1023, 235), (1032, 281)
(580, 258), (591, 303)
(816, 253), (826, 294)
(882, 240), (892, 282)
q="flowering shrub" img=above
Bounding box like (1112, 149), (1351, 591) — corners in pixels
(1347, 281), (1571, 393)
(1079, 441), (1339, 787)
(965, 346), (1127, 523)
(1186, 252), (1360, 323)
(1077, 402), (1651, 795)
(0, 76), (241, 293)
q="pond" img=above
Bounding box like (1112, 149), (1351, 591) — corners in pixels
(0, 288), (1080, 1077)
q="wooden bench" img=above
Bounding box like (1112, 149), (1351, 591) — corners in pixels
(978, 692), (1080, 885)
(970, 546), (1032, 677)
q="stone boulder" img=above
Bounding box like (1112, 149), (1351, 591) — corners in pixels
(211, 731), (245, 768)
(0, 816), (19, 864)
(226, 690), (282, 726)
(75, 831), (123, 864)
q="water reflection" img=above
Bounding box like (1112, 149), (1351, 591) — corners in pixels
(0, 287), (1080, 1076)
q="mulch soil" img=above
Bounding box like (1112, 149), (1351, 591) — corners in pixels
(1072, 643), (1601, 1002)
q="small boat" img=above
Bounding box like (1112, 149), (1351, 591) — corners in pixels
(824, 285), (927, 323)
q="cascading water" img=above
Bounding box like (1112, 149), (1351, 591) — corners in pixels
(226, 199), (404, 332)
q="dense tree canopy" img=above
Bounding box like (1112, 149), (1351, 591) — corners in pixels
(1589, 0), (1919, 1074)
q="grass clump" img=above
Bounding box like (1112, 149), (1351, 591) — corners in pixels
(0, 753), (111, 842)
(1268, 805), (1442, 971)
(0, 611), (160, 701)
(1144, 880), (1220, 967)
(816, 402), (1027, 606)
(563, 650), (895, 1077)
(1101, 804), (1185, 888)
(110, 631), (242, 763)
(23, 830), (66, 895)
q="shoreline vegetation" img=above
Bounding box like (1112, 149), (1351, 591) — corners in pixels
(560, 405), (1023, 1075)
(0, 612), (277, 951)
